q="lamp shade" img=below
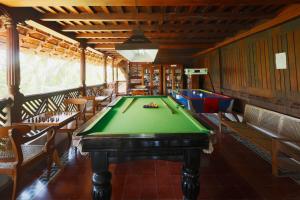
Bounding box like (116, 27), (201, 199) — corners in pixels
(115, 30), (159, 62)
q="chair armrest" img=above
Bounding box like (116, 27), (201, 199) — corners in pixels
(8, 126), (55, 164)
(10, 126), (53, 145)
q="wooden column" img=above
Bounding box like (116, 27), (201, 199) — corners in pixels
(112, 58), (115, 82)
(116, 62), (118, 81)
(2, 12), (24, 122)
(104, 55), (107, 84)
(80, 42), (86, 96)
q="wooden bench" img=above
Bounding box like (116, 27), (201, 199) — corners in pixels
(220, 104), (300, 176)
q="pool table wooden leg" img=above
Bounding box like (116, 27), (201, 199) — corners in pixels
(182, 149), (201, 200)
(91, 152), (112, 200)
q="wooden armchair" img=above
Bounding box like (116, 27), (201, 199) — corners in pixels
(83, 96), (96, 118)
(64, 98), (88, 129)
(96, 89), (114, 110)
(0, 125), (60, 200)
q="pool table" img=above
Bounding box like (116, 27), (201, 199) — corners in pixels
(75, 96), (211, 200)
(172, 89), (234, 113)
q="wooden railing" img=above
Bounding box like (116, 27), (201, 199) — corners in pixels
(86, 84), (106, 96)
(21, 88), (81, 120)
(1, 84), (109, 123)
(0, 98), (12, 126)
(21, 84), (106, 120)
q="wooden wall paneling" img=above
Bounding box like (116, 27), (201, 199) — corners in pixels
(264, 39), (271, 90)
(242, 41), (248, 89)
(278, 34), (286, 94)
(260, 40), (266, 89)
(267, 34), (276, 93)
(281, 33), (291, 98)
(221, 48), (227, 89)
(256, 40), (262, 89)
(248, 41), (254, 88)
(287, 31), (298, 93)
(294, 29), (300, 93)
(272, 34), (281, 91)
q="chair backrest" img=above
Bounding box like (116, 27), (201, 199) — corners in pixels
(279, 115), (300, 141)
(259, 109), (282, 135)
(83, 96), (96, 114)
(64, 98), (88, 112)
(102, 89), (113, 97)
(0, 125), (31, 162)
(244, 104), (261, 126)
(244, 104), (300, 142)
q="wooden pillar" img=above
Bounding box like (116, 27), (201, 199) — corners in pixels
(116, 62), (118, 81)
(104, 55), (107, 84)
(80, 42), (86, 96)
(112, 58), (115, 82)
(2, 11), (24, 123)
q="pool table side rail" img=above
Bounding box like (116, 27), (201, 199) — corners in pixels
(80, 133), (209, 152)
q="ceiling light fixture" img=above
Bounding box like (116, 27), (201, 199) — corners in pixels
(115, 29), (159, 63)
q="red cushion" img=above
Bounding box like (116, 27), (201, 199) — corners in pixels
(203, 98), (219, 113)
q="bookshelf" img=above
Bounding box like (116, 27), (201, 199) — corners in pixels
(128, 63), (182, 95)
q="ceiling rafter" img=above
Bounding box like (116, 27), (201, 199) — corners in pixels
(41, 12), (276, 22)
(94, 43), (212, 50)
(76, 32), (229, 38)
(61, 23), (248, 32)
(2, 0), (292, 7)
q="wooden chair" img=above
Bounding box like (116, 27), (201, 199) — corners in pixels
(63, 98), (88, 154)
(0, 125), (60, 200)
(83, 96), (96, 118)
(96, 89), (114, 110)
(64, 98), (88, 128)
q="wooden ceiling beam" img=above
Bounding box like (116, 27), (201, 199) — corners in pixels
(94, 43), (212, 49)
(41, 12), (276, 22)
(62, 23), (247, 32)
(87, 38), (219, 44)
(77, 32), (228, 38)
(193, 4), (300, 56)
(2, 0), (294, 7)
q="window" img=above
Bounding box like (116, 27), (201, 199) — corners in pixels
(107, 59), (113, 83)
(86, 61), (104, 86)
(0, 44), (8, 99)
(114, 65), (118, 81)
(117, 67), (126, 81)
(20, 51), (81, 95)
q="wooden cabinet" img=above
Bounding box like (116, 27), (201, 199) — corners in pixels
(128, 63), (143, 88)
(163, 64), (183, 95)
(129, 63), (183, 95)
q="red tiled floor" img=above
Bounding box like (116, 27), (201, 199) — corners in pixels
(16, 130), (300, 200)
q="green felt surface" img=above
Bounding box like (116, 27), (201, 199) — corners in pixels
(84, 96), (209, 135)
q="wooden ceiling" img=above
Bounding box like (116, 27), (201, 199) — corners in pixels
(1, 1), (297, 63)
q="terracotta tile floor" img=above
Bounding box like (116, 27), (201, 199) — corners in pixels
(18, 132), (300, 200)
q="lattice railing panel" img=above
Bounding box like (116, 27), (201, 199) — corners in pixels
(48, 94), (66, 111)
(86, 84), (105, 96)
(21, 98), (46, 120)
(0, 99), (12, 127)
(0, 107), (9, 127)
(21, 88), (81, 120)
(67, 90), (80, 99)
